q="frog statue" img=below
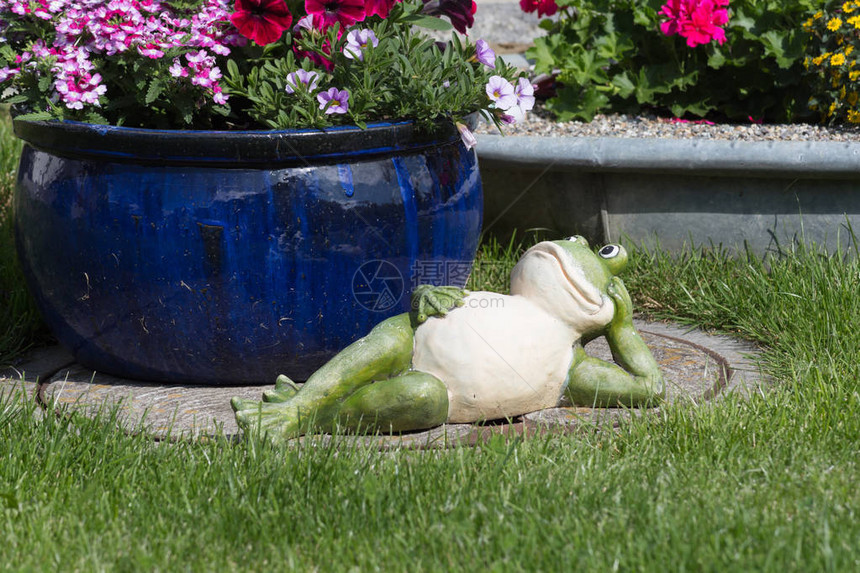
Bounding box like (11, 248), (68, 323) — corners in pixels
(231, 236), (664, 442)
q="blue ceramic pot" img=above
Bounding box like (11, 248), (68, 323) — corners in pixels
(13, 120), (482, 384)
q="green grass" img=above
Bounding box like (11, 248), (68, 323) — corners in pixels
(0, 106), (47, 365)
(2, 114), (860, 570)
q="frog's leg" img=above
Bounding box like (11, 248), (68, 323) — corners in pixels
(336, 371), (448, 433)
(231, 313), (417, 442)
(565, 277), (665, 407)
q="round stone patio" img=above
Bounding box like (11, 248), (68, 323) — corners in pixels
(0, 319), (767, 448)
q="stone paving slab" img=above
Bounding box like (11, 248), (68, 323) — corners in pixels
(26, 319), (766, 446)
(1, 378), (37, 406)
(42, 367), (264, 440)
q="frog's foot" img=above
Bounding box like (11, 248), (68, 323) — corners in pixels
(262, 374), (300, 403)
(231, 397), (309, 443)
(411, 284), (469, 323)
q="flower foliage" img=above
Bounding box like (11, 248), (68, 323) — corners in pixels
(803, 2), (860, 124)
(527, 0), (819, 123)
(0, 0), (523, 134)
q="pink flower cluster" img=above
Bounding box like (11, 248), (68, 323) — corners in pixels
(659, 0), (730, 48)
(0, 0), (244, 110)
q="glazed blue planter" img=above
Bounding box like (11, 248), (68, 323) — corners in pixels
(13, 120), (482, 384)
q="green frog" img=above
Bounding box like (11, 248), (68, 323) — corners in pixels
(232, 236), (664, 442)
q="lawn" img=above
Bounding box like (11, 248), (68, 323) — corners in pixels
(2, 107), (859, 571)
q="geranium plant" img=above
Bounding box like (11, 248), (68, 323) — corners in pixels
(526, 0), (819, 122)
(0, 0), (530, 143)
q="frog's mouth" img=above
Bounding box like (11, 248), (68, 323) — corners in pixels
(521, 242), (604, 315)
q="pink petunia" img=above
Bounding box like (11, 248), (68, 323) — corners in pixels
(230, 0), (293, 45)
(305, 0), (366, 31)
(519, 0), (557, 18)
(365, 0), (401, 19)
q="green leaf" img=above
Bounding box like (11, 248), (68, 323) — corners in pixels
(2, 94), (29, 105)
(526, 35), (569, 75)
(146, 79), (164, 105)
(707, 47), (726, 69)
(13, 111), (54, 121)
(85, 111), (109, 125)
(611, 72), (635, 99)
(400, 15), (453, 32)
(226, 58), (240, 79)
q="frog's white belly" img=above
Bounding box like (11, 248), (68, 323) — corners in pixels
(412, 292), (576, 423)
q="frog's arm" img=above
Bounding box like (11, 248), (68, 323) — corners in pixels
(565, 277), (664, 407)
(411, 285), (469, 323)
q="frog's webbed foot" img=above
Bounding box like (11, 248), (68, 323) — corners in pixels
(231, 397), (308, 443)
(411, 284), (469, 323)
(262, 374), (300, 403)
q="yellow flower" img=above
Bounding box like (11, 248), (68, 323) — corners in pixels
(832, 53), (847, 66)
(845, 1), (856, 13)
(828, 18), (843, 31)
(850, 70), (860, 81)
(847, 45), (855, 56)
(829, 101), (838, 116)
(849, 91), (859, 106)
(802, 18), (814, 30)
(850, 15), (860, 28)
(813, 55), (825, 66)
(848, 109), (860, 123)
(814, 11), (823, 20)
(840, 86), (848, 100)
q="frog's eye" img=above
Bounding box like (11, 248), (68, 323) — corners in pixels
(599, 244), (621, 259)
(565, 235), (588, 246)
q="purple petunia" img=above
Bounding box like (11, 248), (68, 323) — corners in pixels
(285, 69), (320, 94)
(485, 75), (516, 110)
(514, 77), (535, 112)
(475, 39), (495, 69)
(317, 87), (350, 114)
(344, 29), (379, 61)
(456, 122), (477, 150)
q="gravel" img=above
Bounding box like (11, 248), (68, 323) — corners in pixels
(474, 105), (860, 142)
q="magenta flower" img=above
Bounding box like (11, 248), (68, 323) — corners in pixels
(681, 0), (728, 47)
(485, 75), (516, 110)
(456, 122), (477, 150)
(659, 0), (691, 36)
(475, 39), (495, 69)
(519, 0), (558, 18)
(230, 0), (293, 46)
(365, 0), (401, 18)
(169, 58), (189, 78)
(305, 0), (366, 31)
(317, 87), (350, 114)
(659, 0), (729, 47)
(344, 29), (379, 61)
(285, 69), (320, 93)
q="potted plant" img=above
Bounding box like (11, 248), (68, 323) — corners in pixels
(0, 0), (533, 384)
